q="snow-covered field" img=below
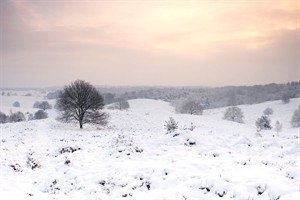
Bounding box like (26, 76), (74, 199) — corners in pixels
(1, 91), (300, 200)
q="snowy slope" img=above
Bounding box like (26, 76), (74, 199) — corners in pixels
(0, 93), (300, 200)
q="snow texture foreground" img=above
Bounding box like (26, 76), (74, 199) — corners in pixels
(1, 94), (300, 200)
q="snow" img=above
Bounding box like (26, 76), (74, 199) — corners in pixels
(1, 91), (300, 200)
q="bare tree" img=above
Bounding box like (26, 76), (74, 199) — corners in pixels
(223, 106), (244, 123)
(180, 100), (203, 115)
(56, 80), (108, 128)
(34, 110), (48, 120)
(291, 105), (300, 127)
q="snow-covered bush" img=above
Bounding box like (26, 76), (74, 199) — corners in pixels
(274, 120), (282, 134)
(291, 105), (300, 127)
(223, 106), (244, 123)
(0, 111), (8, 123)
(263, 107), (273, 116)
(12, 101), (20, 107)
(164, 117), (178, 133)
(9, 111), (26, 123)
(256, 115), (272, 131)
(34, 110), (48, 120)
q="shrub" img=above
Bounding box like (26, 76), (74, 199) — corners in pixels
(9, 111), (26, 122)
(12, 101), (20, 107)
(263, 107), (273, 116)
(256, 115), (272, 131)
(33, 101), (41, 108)
(164, 117), (178, 133)
(27, 113), (34, 121)
(0, 111), (8, 123)
(291, 105), (300, 127)
(34, 110), (48, 120)
(223, 106), (244, 123)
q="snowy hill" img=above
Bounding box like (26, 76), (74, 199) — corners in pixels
(1, 93), (300, 200)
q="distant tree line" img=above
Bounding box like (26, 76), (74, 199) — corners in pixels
(99, 82), (300, 109)
(46, 82), (300, 109)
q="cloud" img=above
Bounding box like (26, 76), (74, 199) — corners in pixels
(10, 0), (49, 31)
(1, 0), (299, 87)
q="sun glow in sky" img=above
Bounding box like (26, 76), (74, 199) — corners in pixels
(0, 0), (299, 88)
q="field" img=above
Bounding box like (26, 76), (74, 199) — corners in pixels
(0, 91), (299, 200)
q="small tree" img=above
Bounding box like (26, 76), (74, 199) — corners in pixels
(281, 93), (290, 104)
(263, 107), (273, 116)
(274, 120), (282, 134)
(0, 111), (8, 123)
(27, 113), (34, 121)
(291, 105), (300, 127)
(12, 101), (20, 107)
(180, 100), (203, 115)
(9, 111), (26, 123)
(164, 117), (178, 134)
(34, 110), (48, 120)
(223, 106), (244, 123)
(256, 115), (272, 131)
(56, 80), (108, 129)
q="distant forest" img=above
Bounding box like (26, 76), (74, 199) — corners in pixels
(46, 82), (300, 109)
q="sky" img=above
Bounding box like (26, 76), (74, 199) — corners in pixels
(0, 0), (299, 88)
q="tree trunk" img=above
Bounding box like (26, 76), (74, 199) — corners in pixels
(80, 122), (83, 129)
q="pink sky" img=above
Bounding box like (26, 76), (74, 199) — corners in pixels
(1, 0), (299, 88)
